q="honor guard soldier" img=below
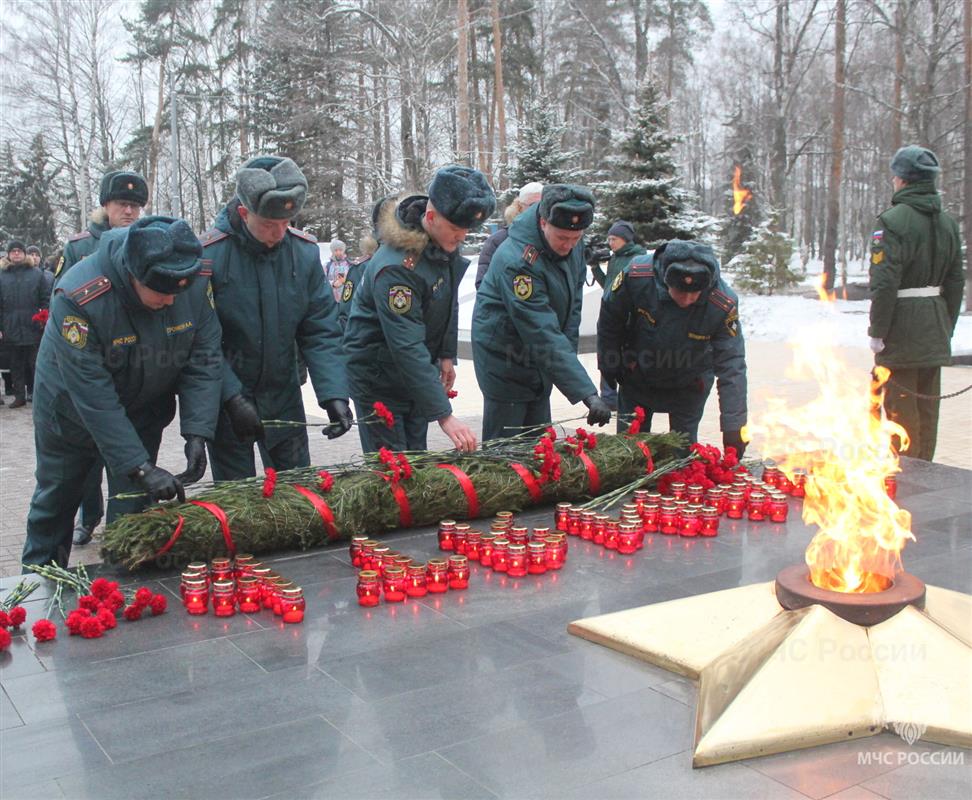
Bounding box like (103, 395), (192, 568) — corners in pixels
(597, 240), (748, 455)
(202, 156), (353, 481)
(869, 145), (964, 460)
(343, 166), (495, 453)
(472, 184), (612, 441)
(22, 217), (222, 568)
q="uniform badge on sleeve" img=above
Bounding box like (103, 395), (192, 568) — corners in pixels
(389, 285), (412, 314)
(513, 274), (533, 300)
(871, 230), (884, 265)
(206, 282), (215, 309)
(611, 271), (624, 292)
(725, 309), (740, 337)
(341, 280), (354, 303)
(61, 315), (89, 349)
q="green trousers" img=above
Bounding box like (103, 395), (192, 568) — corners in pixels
(883, 366), (941, 461)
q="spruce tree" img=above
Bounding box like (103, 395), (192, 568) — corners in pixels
(725, 215), (801, 295)
(0, 135), (58, 254)
(508, 97), (576, 190)
(721, 113), (761, 262)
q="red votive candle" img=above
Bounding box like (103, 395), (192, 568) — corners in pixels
(579, 510), (596, 541)
(544, 534), (567, 569)
(679, 507), (701, 537)
(453, 524), (471, 555)
(603, 520), (619, 550)
(210, 557), (233, 583)
(186, 561), (208, 579)
(438, 520), (457, 551)
(686, 484), (705, 505)
(379, 551), (401, 577)
(372, 545), (391, 575)
(790, 469), (807, 498)
(359, 540), (379, 570)
(180, 570), (201, 599)
(705, 487), (726, 514)
(395, 555), (413, 574)
(212, 580), (236, 617)
(659, 504), (678, 535)
(237, 577), (262, 613)
(357, 570), (381, 606)
(885, 475), (898, 500)
(769, 494), (789, 522)
(762, 462), (782, 489)
(642, 502), (660, 533)
(272, 580), (294, 616)
(349, 536), (368, 566)
(555, 502), (571, 532)
(726, 489), (746, 519)
(566, 507), (582, 536)
(506, 543), (527, 577)
(491, 538), (510, 573)
(495, 510), (514, 526)
(531, 526), (550, 541)
(593, 515), (609, 545)
(382, 566), (407, 602)
(633, 488), (649, 515)
(427, 559), (450, 593)
(506, 526), (528, 546)
(490, 522), (511, 537)
(617, 522), (639, 554)
(406, 563), (428, 597)
(464, 530), (483, 562)
(233, 554), (255, 580)
(527, 541), (547, 574)
(280, 587), (305, 623)
(669, 481), (687, 501)
(700, 506), (720, 536)
(182, 578), (209, 615)
(480, 534), (496, 568)
(747, 491), (767, 521)
(447, 555), (470, 589)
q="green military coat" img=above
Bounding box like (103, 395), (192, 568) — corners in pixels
(54, 208), (111, 284)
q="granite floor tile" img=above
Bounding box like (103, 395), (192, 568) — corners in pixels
(860, 749), (971, 799)
(1, 685), (24, 729)
(77, 663), (360, 762)
(265, 751), (498, 800)
(437, 687), (693, 798)
(3, 637), (266, 725)
(55, 715), (378, 800)
(0, 633), (47, 679)
(0, 780), (67, 800)
(904, 550), (972, 593)
(650, 675), (697, 707)
(0, 717), (111, 792)
(822, 787), (891, 800)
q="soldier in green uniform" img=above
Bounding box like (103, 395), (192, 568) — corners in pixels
(869, 145), (964, 461)
(53, 170), (149, 546)
(22, 217), (222, 568)
(343, 166), (495, 453)
(597, 240), (748, 454)
(472, 184), (612, 441)
(202, 156), (353, 481)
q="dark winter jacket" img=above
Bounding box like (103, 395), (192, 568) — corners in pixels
(343, 194), (466, 421)
(472, 204), (597, 404)
(869, 180), (965, 369)
(597, 245), (747, 432)
(474, 225), (509, 288)
(55, 207), (111, 284)
(34, 227), (222, 477)
(201, 200), (349, 449)
(590, 241), (648, 289)
(0, 259), (50, 346)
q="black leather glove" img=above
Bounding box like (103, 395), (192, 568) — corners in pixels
(128, 462), (186, 504)
(224, 394), (264, 442)
(175, 435), (207, 485)
(723, 430), (748, 460)
(321, 398), (353, 440)
(582, 393), (612, 427)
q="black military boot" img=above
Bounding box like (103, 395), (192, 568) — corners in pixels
(9, 396), (26, 409)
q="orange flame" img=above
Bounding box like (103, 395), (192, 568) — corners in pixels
(816, 271), (836, 303)
(732, 165), (753, 215)
(750, 334), (913, 593)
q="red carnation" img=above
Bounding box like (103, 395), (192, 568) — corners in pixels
(0, 610), (10, 628)
(447, 389), (458, 399)
(78, 594), (100, 612)
(373, 401), (395, 429)
(65, 609), (89, 635)
(318, 470), (334, 492)
(0, 628), (11, 651)
(8, 606), (26, 627)
(79, 617), (105, 639)
(96, 607), (117, 630)
(545, 426), (557, 440)
(31, 309), (50, 326)
(104, 590), (126, 612)
(628, 406), (646, 435)
(31, 619), (57, 642)
(149, 594), (168, 616)
(134, 587), (154, 606)
(262, 467), (278, 498)
(123, 604), (143, 622)
(90, 577), (119, 599)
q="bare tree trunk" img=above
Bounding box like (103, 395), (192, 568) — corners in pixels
(823, 0), (846, 295)
(491, 0), (507, 184)
(356, 66), (367, 205)
(964, 0), (972, 307)
(469, 18), (488, 174)
(770, 0), (788, 228)
(630, 0), (649, 85)
(892, 0), (906, 151)
(145, 57), (167, 214)
(456, 0), (471, 164)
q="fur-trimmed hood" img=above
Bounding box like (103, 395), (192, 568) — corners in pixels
(90, 207), (109, 226)
(376, 194), (430, 254)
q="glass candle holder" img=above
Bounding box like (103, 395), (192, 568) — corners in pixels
(272, 579), (294, 616)
(380, 550), (400, 576)
(884, 475), (898, 500)
(544, 534), (567, 570)
(705, 487), (726, 514)
(646, 491), (662, 505)
(447, 555), (470, 589)
(234, 554), (255, 580)
(395, 555), (414, 573)
(642, 502), (659, 533)
(280, 587), (305, 623)
(349, 535), (368, 567)
(210, 557), (233, 583)
(593, 515), (609, 545)
(617, 522), (639, 554)
(747, 491), (767, 522)
(579, 510), (596, 541)
(686, 484), (705, 505)
(180, 570), (201, 599)
(237, 576), (262, 613)
(490, 522), (511, 536)
(659, 504), (678, 535)
(776, 474), (794, 495)
(357, 570), (381, 607)
(762, 464), (782, 489)
(406, 563), (428, 597)
(527, 541), (547, 574)
(254, 568), (276, 608)
(382, 566), (407, 602)
(453, 523), (471, 555)
(464, 530), (483, 562)
(360, 540), (379, 570)
(186, 561), (208, 581)
(621, 502), (638, 520)
(182, 578), (209, 614)
(790, 469), (807, 498)
(566, 507), (582, 536)
(603, 520), (619, 550)
(495, 510), (514, 526)
(679, 507), (701, 537)
(372, 545), (391, 575)
(506, 543), (527, 577)
(438, 520), (457, 551)
(212, 579), (236, 617)
(491, 538), (510, 573)
(700, 506), (720, 536)
(531, 526), (550, 541)
(633, 488), (649, 515)
(480, 534), (496, 568)
(427, 559), (450, 593)
(507, 526), (529, 546)
(669, 481), (687, 501)
(769, 494), (789, 523)
(726, 489), (746, 519)
(555, 502), (571, 532)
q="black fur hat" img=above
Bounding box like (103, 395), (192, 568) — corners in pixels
(124, 216), (203, 295)
(100, 171), (149, 207)
(655, 240), (719, 293)
(427, 165), (496, 229)
(539, 185), (595, 230)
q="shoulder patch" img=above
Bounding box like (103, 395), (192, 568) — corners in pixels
(199, 229), (229, 247)
(61, 315), (89, 348)
(708, 288), (734, 314)
(629, 264), (655, 279)
(513, 274), (534, 300)
(388, 285), (412, 314)
(341, 280), (354, 303)
(724, 308), (740, 337)
(522, 245), (539, 266)
(610, 271), (624, 292)
(69, 276), (112, 306)
(67, 230), (92, 242)
(287, 226), (317, 243)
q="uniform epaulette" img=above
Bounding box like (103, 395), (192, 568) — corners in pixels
(198, 265), (213, 278)
(708, 287), (734, 313)
(69, 276), (112, 306)
(522, 244), (539, 266)
(629, 264), (655, 279)
(199, 229), (229, 247)
(288, 226), (317, 243)
(68, 230), (92, 242)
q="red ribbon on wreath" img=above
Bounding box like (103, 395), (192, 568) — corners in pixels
(190, 500), (236, 556)
(153, 514), (185, 558)
(509, 462), (543, 502)
(636, 440), (655, 473)
(576, 450), (601, 494)
(379, 473), (413, 527)
(436, 464), (479, 518)
(293, 484), (338, 541)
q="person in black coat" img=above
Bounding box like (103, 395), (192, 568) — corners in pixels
(474, 182), (543, 289)
(0, 240), (50, 407)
